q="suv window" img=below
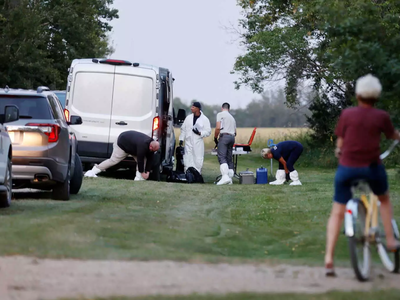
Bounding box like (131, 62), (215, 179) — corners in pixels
(48, 95), (64, 120)
(54, 92), (66, 108)
(0, 96), (52, 119)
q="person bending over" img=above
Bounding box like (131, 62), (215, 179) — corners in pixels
(84, 130), (159, 181)
(261, 140), (303, 185)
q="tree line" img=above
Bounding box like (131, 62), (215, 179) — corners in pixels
(0, 0), (118, 90)
(174, 89), (309, 128)
(234, 0), (400, 144)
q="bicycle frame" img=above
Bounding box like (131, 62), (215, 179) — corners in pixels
(361, 193), (379, 240)
(345, 140), (399, 239)
(344, 189), (378, 240)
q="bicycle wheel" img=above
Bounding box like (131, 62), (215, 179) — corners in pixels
(348, 199), (371, 281)
(377, 213), (400, 273)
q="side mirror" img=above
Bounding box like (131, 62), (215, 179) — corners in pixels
(177, 109), (186, 125)
(4, 105), (19, 124)
(68, 115), (83, 125)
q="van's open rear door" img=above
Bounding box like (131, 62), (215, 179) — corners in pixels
(163, 73), (175, 169)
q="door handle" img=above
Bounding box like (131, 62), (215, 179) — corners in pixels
(115, 121), (128, 126)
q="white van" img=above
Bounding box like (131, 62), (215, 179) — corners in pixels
(64, 58), (186, 180)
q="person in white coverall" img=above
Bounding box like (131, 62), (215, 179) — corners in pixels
(179, 102), (211, 174)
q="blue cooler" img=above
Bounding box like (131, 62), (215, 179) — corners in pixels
(256, 166), (268, 184)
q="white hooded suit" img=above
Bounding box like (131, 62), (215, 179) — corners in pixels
(179, 112), (211, 174)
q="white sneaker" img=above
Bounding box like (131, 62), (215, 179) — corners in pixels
(84, 170), (98, 178)
(84, 165), (102, 178)
(134, 171), (145, 181)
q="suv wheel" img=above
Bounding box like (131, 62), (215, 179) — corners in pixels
(52, 167), (70, 201)
(70, 153), (83, 194)
(0, 158), (12, 208)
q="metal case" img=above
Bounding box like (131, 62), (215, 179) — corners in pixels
(239, 169), (255, 184)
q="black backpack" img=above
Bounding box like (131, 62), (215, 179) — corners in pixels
(166, 170), (187, 183)
(185, 167), (204, 184)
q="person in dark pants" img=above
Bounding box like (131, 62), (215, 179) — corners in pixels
(261, 141), (303, 185)
(214, 102), (237, 185)
(84, 130), (160, 181)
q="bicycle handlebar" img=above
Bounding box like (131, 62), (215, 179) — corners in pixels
(380, 140), (399, 160)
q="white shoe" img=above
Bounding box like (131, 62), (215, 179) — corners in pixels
(84, 165), (102, 178)
(84, 171), (97, 178)
(289, 170), (302, 186)
(217, 175), (232, 185)
(269, 170), (286, 185)
(228, 169), (234, 179)
(134, 171), (145, 181)
(217, 163), (232, 185)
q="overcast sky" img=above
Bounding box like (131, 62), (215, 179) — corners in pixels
(109, 0), (261, 109)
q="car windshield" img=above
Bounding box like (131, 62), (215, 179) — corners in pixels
(54, 92), (66, 108)
(0, 95), (52, 119)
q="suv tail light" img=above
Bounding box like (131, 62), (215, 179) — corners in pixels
(25, 123), (61, 143)
(152, 117), (159, 140)
(64, 108), (70, 122)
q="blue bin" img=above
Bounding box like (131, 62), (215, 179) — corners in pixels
(256, 166), (268, 184)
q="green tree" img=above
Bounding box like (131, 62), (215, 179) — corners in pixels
(234, 0), (400, 142)
(0, 0), (118, 89)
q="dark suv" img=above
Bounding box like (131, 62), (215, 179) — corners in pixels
(0, 87), (83, 200)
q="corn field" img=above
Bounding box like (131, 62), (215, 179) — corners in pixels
(174, 127), (310, 150)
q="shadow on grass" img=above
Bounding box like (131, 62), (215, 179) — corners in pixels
(12, 190), (53, 200)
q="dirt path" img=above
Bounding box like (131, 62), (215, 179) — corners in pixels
(0, 256), (399, 300)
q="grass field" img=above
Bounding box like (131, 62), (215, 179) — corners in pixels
(0, 153), (399, 267)
(65, 290), (400, 300)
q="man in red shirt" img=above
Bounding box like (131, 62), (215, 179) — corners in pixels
(325, 74), (400, 276)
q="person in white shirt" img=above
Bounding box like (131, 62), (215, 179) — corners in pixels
(214, 102), (237, 185)
(179, 102), (211, 174)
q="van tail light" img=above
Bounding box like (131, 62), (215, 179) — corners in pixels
(64, 108), (70, 122)
(152, 117), (159, 140)
(95, 59), (132, 66)
(25, 123), (61, 143)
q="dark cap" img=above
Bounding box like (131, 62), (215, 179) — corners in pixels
(192, 101), (202, 110)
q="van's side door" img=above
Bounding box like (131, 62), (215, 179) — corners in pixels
(107, 67), (157, 155)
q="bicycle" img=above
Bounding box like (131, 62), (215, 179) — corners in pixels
(344, 140), (400, 281)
